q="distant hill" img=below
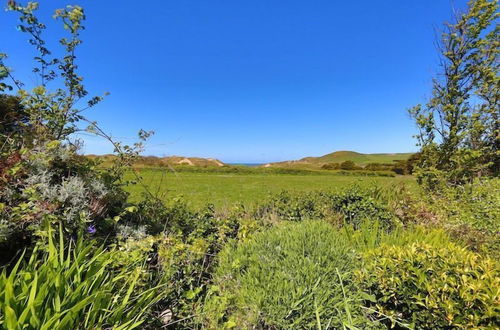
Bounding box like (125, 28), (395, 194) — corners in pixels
(86, 154), (226, 167)
(264, 151), (413, 169)
(159, 156), (225, 167)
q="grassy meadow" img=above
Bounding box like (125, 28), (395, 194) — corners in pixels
(125, 168), (416, 207)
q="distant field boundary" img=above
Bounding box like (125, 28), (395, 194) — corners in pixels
(127, 165), (398, 177)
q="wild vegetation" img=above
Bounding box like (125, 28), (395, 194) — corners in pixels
(0, 0), (498, 329)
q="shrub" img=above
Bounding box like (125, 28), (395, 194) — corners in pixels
(201, 221), (379, 329)
(431, 178), (500, 235)
(390, 178), (500, 256)
(121, 196), (247, 327)
(257, 188), (397, 229)
(356, 241), (500, 329)
(0, 227), (165, 329)
(321, 162), (340, 170)
(0, 141), (128, 262)
(325, 189), (396, 229)
(340, 160), (359, 170)
(364, 163), (394, 172)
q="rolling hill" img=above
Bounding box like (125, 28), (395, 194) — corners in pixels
(264, 151), (413, 169)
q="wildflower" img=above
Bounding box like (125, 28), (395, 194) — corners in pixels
(87, 224), (96, 234)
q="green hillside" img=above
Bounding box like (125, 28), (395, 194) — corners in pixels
(304, 151), (413, 164)
(265, 151), (414, 169)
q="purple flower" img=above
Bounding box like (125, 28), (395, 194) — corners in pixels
(87, 225), (96, 234)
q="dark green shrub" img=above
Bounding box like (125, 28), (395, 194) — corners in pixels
(364, 163), (394, 172)
(324, 189), (396, 229)
(390, 161), (407, 175)
(321, 162), (340, 170)
(201, 221), (379, 329)
(356, 241), (500, 329)
(340, 160), (359, 170)
(256, 191), (328, 222)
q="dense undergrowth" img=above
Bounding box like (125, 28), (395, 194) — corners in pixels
(3, 176), (499, 328)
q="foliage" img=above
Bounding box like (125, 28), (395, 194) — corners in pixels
(1, 2), (104, 145)
(0, 226), (165, 329)
(409, 0), (499, 187)
(340, 160), (360, 170)
(430, 178), (499, 233)
(0, 94), (27, 145)
(389, 154), (421, 175)
(120, 197), (246, 326)
(201, 221), (380, 329)
(256, 188), (398, 230)
(0, 140), (129, 263)
(321, 162), (340, 170)
(424, 178), (500, 256)
(384, 178), (500, 258)
(357, 241), (500, 329)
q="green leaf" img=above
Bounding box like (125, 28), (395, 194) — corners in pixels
(5, 306), (18, 330)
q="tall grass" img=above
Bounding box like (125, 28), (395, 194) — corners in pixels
(201, 221), (379, 329)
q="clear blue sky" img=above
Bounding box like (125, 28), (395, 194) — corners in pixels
(1, 0), (468, 163)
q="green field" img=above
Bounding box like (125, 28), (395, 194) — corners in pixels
(125, 169), (416, 208)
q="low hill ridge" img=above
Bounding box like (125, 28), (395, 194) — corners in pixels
(264, 151), (413, 168)
(86, 154), (226, 167)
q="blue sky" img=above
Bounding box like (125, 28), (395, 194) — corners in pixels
(1, 0), (468, 163)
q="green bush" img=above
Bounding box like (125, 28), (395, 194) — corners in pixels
(0, 227), (164, 329)
(257, 188), (397, 229)
(340, 160), (360, 170)
(357, 241), (500, 329)
(321, 162), (340, 170)
(201, 221), (379, 329)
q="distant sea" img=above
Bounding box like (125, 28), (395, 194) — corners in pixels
(228, 163), (264, 167)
